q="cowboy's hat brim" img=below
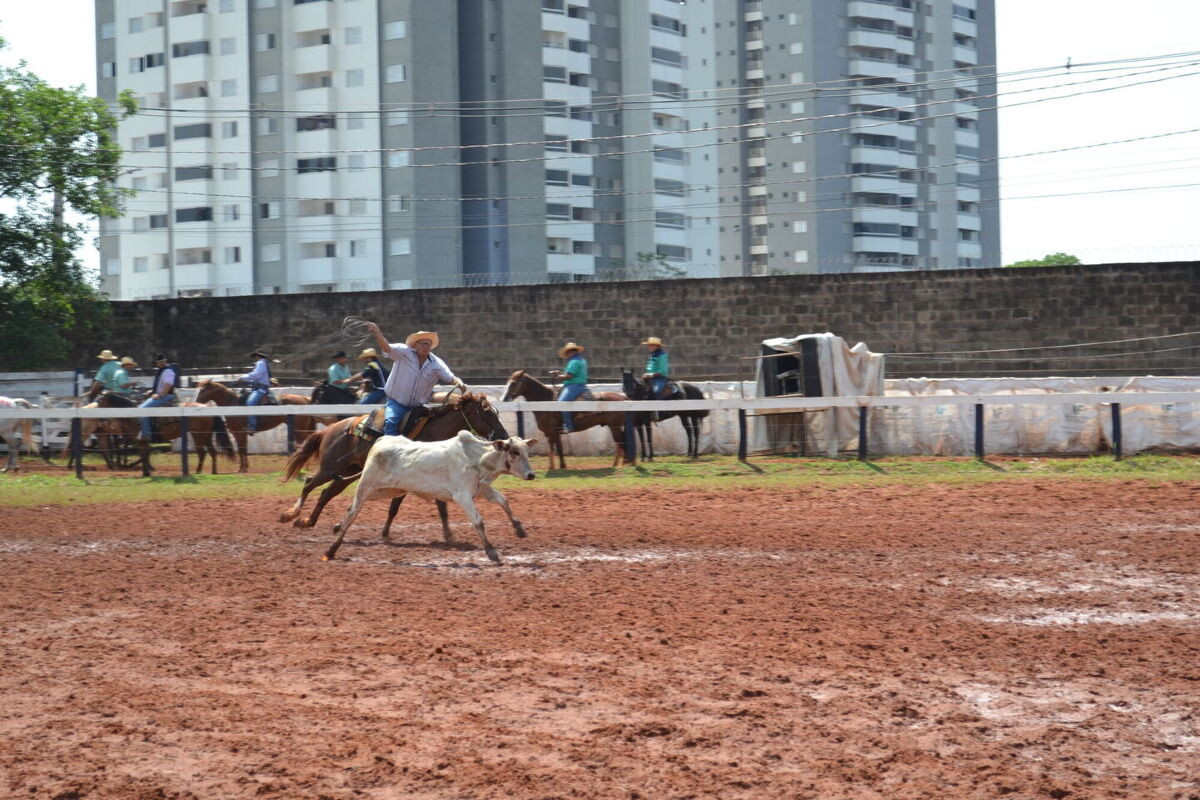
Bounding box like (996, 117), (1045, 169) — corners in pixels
(405, 331), (440, 349)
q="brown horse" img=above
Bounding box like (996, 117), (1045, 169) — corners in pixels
(501, 370), (636, 469)
(278, 392), (510, 542)
(194, 380), (314, 472)
(87, 392), (236, 476)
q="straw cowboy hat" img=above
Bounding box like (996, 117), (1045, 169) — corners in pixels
(119, 356), (139, 368)
(96, 349), (117, 361)
(641, 336), (665, 347)
(558, 342), (585, 359)
(357, 348), (379, 360)
(405, 331), (440, 348)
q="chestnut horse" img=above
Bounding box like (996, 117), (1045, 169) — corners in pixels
(194, 380), (314, 472)
(278, 392), (510, 542)
(87, 392), (236, 476)
(501, 370), (638, 470)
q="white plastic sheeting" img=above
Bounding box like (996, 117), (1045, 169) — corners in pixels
(880, 376), (1200, 455)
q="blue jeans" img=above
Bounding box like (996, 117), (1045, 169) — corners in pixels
(138, 395), (172, 437)
(560, 383), (587, 432)
(359, 388), (386, 405)
(649, 376), (670, 398)
(384, 398), (414, 436)
(245, 388), (266, 432)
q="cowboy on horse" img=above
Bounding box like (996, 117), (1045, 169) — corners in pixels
(641, 336), (677, 400)
(239, 350), (273, 434)
(327, 350), (354, 389)
(549, 342), (588, 433)
(364, 322), (468, 436)
(136, 353), (180, 441)
(87, 349), (120, 400)
(356, 348), (390, 405)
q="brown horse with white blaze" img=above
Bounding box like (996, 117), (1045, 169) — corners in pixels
(501, 370), (637, 470)
(194, 380), (314, 472)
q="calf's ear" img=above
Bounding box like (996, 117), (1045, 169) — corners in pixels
(492, 440), (507, 451)
(523, 438), (538, 447)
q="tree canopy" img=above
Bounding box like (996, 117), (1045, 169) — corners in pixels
(0, 39), (135, 368)
(1005, 252), (1083, 268)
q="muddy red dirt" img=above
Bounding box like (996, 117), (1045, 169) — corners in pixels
(2, 480), (1198, 799)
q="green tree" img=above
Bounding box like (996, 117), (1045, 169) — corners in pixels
(0, 38), (136, 368)
(599, 251), (688, 281)
(1005, 252), (1083, 268)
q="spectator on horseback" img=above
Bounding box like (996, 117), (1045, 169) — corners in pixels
(88, 349), (120, 400)
(364, 322), (467, 436)
(327, 350), (354, 388)
(641, 337), (673, 399)
(549, 342), (588, 433)
(356, 348), (390, 405)
(136, 353), (178, 441)
(239, 350), (272, 435)
(108, 356), (141, 397)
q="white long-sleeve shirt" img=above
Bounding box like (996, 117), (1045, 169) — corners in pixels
(381, 343), (458, 406)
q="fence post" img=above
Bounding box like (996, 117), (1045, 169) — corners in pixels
(286, 414), (296, 455)
(1111, 402), (1122, 461)
(858, 406), (869, 461)
(624, 411), (636, 465)
(516, 409), (525, 438)
(974, 403), (985, 459)
(72, 416), (83, 480)
(179, 415), (190, 476)
(737, 408), (748, 461)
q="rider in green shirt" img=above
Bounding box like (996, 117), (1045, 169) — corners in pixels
(327, 350), (354, 387)
(550, 342), (588, 433)
(641, 336), (672, 398)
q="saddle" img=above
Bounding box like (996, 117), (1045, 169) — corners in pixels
(352, 406), (430, 442)
(238, 388), (278, 406)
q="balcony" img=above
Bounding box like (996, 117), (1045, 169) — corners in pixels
(293, 44), (331, 74)
(297, 257), (337, 284)
(169, 11), (208, 43)
(847, 1), (914, 26)
(853, 236), (919, 255)
(292, 0), (333, 31)
(852, 206), (917, 226)
(848, 59), (915, 82)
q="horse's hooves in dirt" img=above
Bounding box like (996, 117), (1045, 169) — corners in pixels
(293, 518), (313, 529)
(485, 546), (501, 564)
(514, 522), (528, 539)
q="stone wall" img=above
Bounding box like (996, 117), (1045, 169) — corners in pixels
(67, 262), (1200, 382)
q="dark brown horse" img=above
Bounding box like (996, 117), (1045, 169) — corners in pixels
(278, 392), (510, 542)
(194, 380), (314, 472)
(87, 392), (236, 476)
(501, 370), (637, 470)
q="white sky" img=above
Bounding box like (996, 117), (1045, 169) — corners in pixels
(3, 0), (1200, 269)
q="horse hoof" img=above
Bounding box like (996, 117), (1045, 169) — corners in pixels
(485, 546), (501, 564)
(514, 523), (528, 539)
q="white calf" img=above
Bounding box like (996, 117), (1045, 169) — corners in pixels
(0, 398), (36, 473)
(324, 431), (537, 563)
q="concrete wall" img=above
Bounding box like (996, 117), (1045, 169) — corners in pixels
(69, 262), (1200, 382)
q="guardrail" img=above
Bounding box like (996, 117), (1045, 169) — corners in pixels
(2, 392), (1197, 479)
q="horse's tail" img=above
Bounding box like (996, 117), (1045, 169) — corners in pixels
(280, 425), (324, 482)
(683, 383), (710, 418)
(212, 416), (236, 460)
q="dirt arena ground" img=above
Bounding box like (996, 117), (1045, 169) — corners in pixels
(2, 479), (1199, 799)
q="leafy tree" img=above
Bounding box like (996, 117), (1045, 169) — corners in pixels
(1005, 252), (1082, 268)
(0, 38), (136, 368)
(599, 251), (688, 281)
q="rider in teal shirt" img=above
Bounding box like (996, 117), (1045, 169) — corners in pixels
(327, 350), (354, 387)
(551, 342), (588, 433)
(641, 336), (671, 398)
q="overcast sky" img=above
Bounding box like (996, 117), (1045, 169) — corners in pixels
(3, 0), (1200, 269)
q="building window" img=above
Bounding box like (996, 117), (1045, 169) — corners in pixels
(651, 80), (687, 99)
(131, 257), (148, 274)
(172, 41), (210, 58)
(345, 26), (363, 44)
(148, 214), (168, 229)
(654, 178), (686, 196)
(546, 203), (570, 219)
(386, 64), (407, 83)
(100, 22), (116, 39)
(384, 21), (407, 39)
(958, 228), (980, 242)
(652, 146), (687, 164)
(345, 69), (364, 87)
(297, 157), (336, 173)
(258, 117), (279, 135)
(101, 62), (117, 78)
(545, 169), (569, 186)
(347, 112), (366, 129)
(261, 244), (281, 262)
(388, 195), (410, 213)
(546, 135), (568, 152)
(221, 79), (238, 97)
(389, 238), (411, 256)
(174, 123), (212, 140)
(220, 0), (236, 11)
(655, 211), (687, 229)
(175, 207), (213, 223)
(175, 165), (213, 181)
(649, 14), (685, 35)
(543, 66), (567, 84)
(257, 75), (279, 94)
(128, 17), (144, 33)
(255, 33), (276, 52)
(222, 163), (238, 180)
(350, 240), (367, 257)
(953, 4), (977, 20)
(347, 154), (365, 170)
(656, 244), (690, 261)
(261, 159), (279, 177)
(386, 110), (409, 126)
(651, 47), (685, 67)
(387, 151), (410, 167)
(297, 114), (336, 132)
(220, 37), (237, 55)
(258, 202), (280, 219)
(225, 246), (241, 263)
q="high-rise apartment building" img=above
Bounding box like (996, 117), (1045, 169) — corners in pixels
(713, 0), (998, 275)
(95, 0), (996, 299)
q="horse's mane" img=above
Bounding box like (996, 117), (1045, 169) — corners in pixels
(428, 392), (492, 418)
